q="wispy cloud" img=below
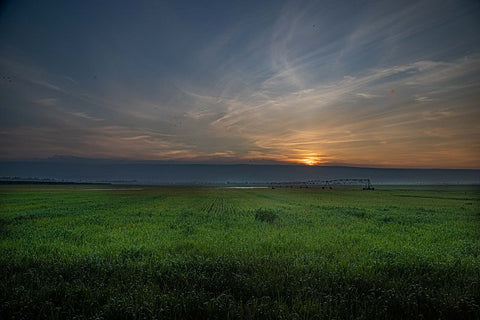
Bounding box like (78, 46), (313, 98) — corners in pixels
(29, 79), (65, 93)
(356, 93), (379, 99)
(69, 112), (104, 122)
(34, 98), (58, 106)
(414, 96), (433, 102)
(0, 0), (479, 167)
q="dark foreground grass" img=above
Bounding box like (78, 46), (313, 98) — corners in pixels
(0, 185), (479, 319)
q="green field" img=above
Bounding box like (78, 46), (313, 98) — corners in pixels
(0, 185), (479, 319)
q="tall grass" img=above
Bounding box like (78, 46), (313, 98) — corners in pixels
(0, 185), (479, 319)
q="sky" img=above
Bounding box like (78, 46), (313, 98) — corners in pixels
(0, 0), (479, 168)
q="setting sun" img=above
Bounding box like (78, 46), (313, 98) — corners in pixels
(300, 156), (322, 166)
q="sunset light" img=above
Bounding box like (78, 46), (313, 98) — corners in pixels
(299, 156), (322, 166)
(1, 1), (479, 318)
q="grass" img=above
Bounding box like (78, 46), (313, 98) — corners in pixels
(0, 185), (479, 319)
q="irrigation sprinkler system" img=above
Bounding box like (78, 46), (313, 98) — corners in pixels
(269, 178), (374, 190)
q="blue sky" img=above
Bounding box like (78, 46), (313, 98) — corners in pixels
(1, 0), (479, 167)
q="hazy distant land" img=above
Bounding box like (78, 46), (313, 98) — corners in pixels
(1, 157), (478, 185)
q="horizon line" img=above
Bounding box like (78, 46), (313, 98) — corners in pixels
(0, 155), (479, 170)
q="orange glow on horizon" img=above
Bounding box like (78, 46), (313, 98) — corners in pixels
(298, 156), (322, 166)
